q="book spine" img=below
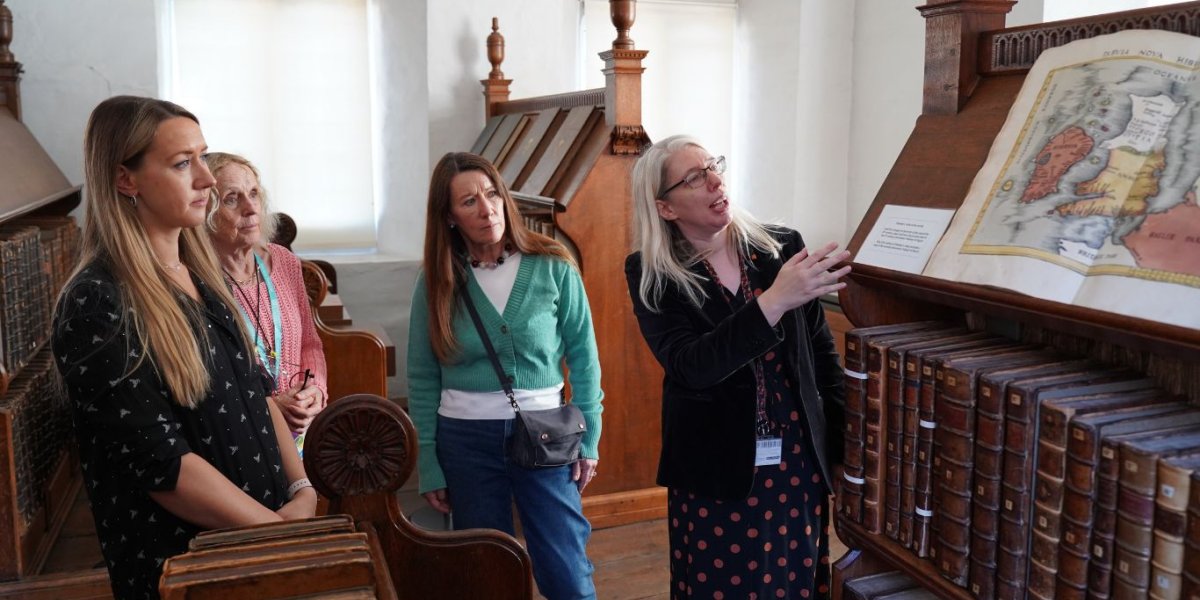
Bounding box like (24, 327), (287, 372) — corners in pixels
(884, 348), (907, 540)
(863, 343), (888, 533)
(839, 331), (869, 525)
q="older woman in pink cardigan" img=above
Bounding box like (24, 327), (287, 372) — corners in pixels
(206, 152), (328, 454)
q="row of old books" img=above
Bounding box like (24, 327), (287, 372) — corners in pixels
(0, 346), (71, 525)
(0, 216), (80, 379)
(838, 321), (1200, 599)
(159, 515), (394, 599)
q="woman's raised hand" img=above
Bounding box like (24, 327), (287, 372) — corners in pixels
(758, 241), (852, 326)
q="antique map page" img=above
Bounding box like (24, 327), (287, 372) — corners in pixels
(923, 30), (1200, 329)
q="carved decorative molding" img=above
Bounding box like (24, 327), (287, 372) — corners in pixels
(610, 124), (650, 156)
(986, 5), (1200, 73)
(486, 17), (505, 80)
(303, 394), (415, 499)
(496, 88), (605, 115)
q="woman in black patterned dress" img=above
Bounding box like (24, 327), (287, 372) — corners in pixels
(52, 96), (316, 599)
(625, 135), (850, 599)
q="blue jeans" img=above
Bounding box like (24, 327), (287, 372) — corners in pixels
(436, 415), (596, 600)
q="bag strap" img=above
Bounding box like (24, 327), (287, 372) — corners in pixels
(460, 286), (521, 413)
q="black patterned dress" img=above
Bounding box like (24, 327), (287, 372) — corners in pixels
(52, 262), (288, 599)
(668, 259), (832, 600)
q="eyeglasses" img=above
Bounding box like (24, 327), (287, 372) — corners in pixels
(658, 156), (726, 198)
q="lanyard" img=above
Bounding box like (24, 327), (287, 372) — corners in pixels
(702, 255), (775, 437)
(236, 253), (284, 385)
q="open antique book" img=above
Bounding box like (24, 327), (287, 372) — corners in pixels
(923, 29), (1200, 330)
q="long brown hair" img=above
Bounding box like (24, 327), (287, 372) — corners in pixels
(68, 95), (253, 408)
(422, 152), (574, 363)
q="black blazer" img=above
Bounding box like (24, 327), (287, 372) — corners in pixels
(624, 227), (845, 501)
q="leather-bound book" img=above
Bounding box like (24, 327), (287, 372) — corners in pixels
(932, 349), (1050, 586)
(1057, 407), (1200, 598)
(882, 330), (975, 541)
(1150, 454), (1200, 600)
(842, 322), (946, 526)
(187, 515), (357, 551)
(902, 333), (993, 549)
(875, 588), (939, 600)
(1112, 434), (1200, 592)
(1183, 471), (1200, 600)
(910, 340), (1024, 557)
(160, 531), (382, 599)
(862, 325), (957, 533)
(1090, 425), (1200, 600)
(997, 369), (1145, 590)
(1024, 387), (1169, 598)
(966, 359), (1094, 600)
(842, 571), (917, 599)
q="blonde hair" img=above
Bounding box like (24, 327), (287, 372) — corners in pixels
(204, 152), (279, 245)
(629, 134), (782, 312)
(70, 95), (253, 408)
(422, 152), (575, 363)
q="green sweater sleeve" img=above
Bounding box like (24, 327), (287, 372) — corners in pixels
(406, 274), (447, 494)
(555, 261), (604, 459)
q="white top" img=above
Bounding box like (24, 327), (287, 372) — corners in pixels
(438, 252), (563, 420)
(472, 251), (521, 313)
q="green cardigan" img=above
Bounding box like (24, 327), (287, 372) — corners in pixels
(407, 253), (604, 493)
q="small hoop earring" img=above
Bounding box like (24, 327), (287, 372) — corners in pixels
(125, 194), (138, 208)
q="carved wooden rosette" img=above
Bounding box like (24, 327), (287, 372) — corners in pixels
(303, 394), (416, 500)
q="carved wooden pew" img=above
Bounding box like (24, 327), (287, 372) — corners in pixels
(161, 394), (535, 599)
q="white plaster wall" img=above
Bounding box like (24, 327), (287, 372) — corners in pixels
(732, 0), (802, 225)
(791, 0), (854, 248)
(8, 0), (160, 187)
(426, 1), (579, 164)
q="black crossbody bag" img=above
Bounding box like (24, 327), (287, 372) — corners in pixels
(460, 288), (586, 469)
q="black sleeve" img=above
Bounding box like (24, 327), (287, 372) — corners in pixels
(624, 253), (784, 391)
(53, 277), (192, 491)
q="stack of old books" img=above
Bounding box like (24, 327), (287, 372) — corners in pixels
(0, 217), (80, 378)
(838, 320), (1200, 600)
(159, 515), (394, 599)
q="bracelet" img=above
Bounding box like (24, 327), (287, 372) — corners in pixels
(286, 477), (313, 500)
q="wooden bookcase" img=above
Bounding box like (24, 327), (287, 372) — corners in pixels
(833, 2), (1200, 598)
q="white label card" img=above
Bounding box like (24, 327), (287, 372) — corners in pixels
(755, 437), (782, 466)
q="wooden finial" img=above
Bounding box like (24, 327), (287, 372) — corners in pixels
(0, 1), (14, 63)
(487, 17), (505, 80)
(610, 0), (635, 50)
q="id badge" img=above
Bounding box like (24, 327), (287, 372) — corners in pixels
(754, 437), (782, 466)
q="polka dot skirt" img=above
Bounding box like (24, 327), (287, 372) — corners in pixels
(667, 417), (831, 599)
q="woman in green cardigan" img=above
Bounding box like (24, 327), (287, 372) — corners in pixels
(407, 152), (603, 600)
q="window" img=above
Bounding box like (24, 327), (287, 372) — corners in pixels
(167, 0), (375, 250)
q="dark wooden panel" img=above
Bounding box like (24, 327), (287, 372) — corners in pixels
(471, 115), (504, 155)
(480, 113), (526, 166)
(520, 106), (597, 197)
(501, 108), (560, 188)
